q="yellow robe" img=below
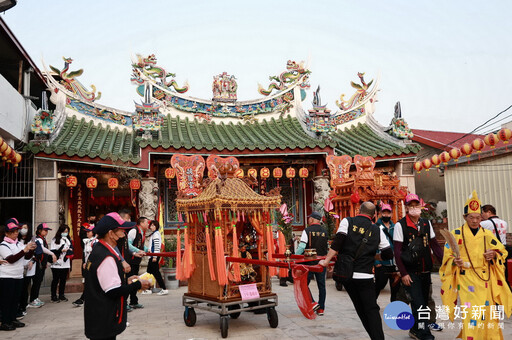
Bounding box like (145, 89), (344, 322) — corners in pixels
(440, 223), (512, 340)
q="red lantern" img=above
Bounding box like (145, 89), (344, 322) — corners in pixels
(108, 177), (119, 201)
(86, 176), (97, 198)
(234, 168), (244, 178)
(498, 128), (512, 150)
(248, 168), (257, 179)
(449, 148), (461, 163)
(472, 138), (485, 158)
(66, 175), (77, 198)
(286, 167), (296, 188)
(130, 179), (141, 190)
(165, 167), (176, 188)
(273, 167), (283, 187)
(460, 143), (473, 163)
(484, 133), (499, 156)
(350, 190), (360, 204)
(2, 145), (12, 161)
(299, 167), (308, 189)
(422, 158), (432, 172)
(260, 167), (270, 179)
(431, 154), (441, 168)
(413, 161), (423, 173)
(440, 151), (451, 165)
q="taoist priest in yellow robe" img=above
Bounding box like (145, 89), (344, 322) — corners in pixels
(440, 190), (512, 340)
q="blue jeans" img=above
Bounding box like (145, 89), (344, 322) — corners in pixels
(307, 266), (326, 310)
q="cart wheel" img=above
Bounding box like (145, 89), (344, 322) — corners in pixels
(220, 316), (229, 338)
(228, 304), (241, 319)
(267, 307), (278, 328)
(184, 307), (196, 327)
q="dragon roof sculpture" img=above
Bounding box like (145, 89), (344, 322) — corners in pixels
(49, 57), (101, 102)
(258, 60), (311, 96)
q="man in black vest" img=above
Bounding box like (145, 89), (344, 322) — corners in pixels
(84, 212), (151, 340)
(295, 211), (328, 315)
(320, 202), (393, 340)
(126, 216), (149, 309)
(393, 194), (444, 340)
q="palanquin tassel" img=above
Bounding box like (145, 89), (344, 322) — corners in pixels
(205, 225), (216, 281)
(232, 224), (241, 282)
(278, 230), (288, 278)
(175, 226), (184, 281)
(266, 224), (277, 276)
(215, 225), (228, 286)
(182, 225), (195, 279)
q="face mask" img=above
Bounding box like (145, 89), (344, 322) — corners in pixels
(20, 229), (28, 236)
(61, 233), (68, 238)
(381, 216), (391, 223)
(408, 207), (422, 217)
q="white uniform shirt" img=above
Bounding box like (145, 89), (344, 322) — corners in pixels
(337, 217), (390, 279)
(20, 239), (36, 277)
(481, 218), (508, 244)
(0, 239), (26, 279)
(393, 220), (436, 243)
(50, 237), (72, 269)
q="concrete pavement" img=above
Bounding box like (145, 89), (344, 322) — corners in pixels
(3, 273), (512, 339)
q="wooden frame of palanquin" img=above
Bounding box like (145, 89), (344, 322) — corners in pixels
(176, 177), (281, 301)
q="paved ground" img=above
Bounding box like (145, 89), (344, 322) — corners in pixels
(4, 273), (512, 339)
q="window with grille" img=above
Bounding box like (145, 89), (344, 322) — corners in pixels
(0, 153), (33, 198)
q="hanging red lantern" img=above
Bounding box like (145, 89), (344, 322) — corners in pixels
(273, 167), (283, 187)
(439, 151), (451, 165)
(350, 190), (360, 204)
(108, 177), (119, 201)
(449, 148), (461, 163)
(498, 128), (512, 151)
(460, 143), (473, 163)
(299, 167), (308, 189)
(247, 168), (257, 179)
(484, 133), (499, 156)
(413, 161), (423, 173)
(286, 167), (296, 188)
(471, 138), (485, 159)
(260, 167), (270, 179)
(234, 168), (244, 178)
(130, 179), (141, 191)
(2, 145), (12, 161)
(165, 167), (176, 188)
(86, 176), (97, 199)
(66, 175), (77, 198)
(421, 158), (432, 172)
(431, 154), (441, 168)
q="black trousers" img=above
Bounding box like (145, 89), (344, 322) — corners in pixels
(51, 268), (69, 298)
(343, 278), (385, 340)
(147, 258), (166, 289)
(19, 275), (35, 311)
(0, 278), (23, 324)
(405, 272), (433, 338)
(128, 264), (140, 305)
(374, 265), (399, 302)
(30, 265), (45, 302)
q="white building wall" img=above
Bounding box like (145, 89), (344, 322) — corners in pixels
(444, 153), (512, 231)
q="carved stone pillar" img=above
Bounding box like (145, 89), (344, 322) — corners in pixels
(138, 177), (158, 220)
(313, 176), (331, 212)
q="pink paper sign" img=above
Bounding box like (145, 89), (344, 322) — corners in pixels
(238, 283), (260, 301)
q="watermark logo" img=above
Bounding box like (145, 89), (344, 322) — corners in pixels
(383, 301), (415, 330)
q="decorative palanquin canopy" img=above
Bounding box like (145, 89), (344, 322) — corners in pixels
(176, 177), (281, 214)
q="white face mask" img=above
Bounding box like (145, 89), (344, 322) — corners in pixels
(408, 207), (422, 217)
(20, 229), (28, 236)
(61, 233), (68, 238)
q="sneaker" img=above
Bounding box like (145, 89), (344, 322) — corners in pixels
(126, 305), (133, 312)
(59, 296), (68, 302)
(312, 303), (320, 312)
(35, 298), (45, 306)
(28, 300), (43, 308)
(129, 303), (144, 309)
(408, 330), (421, 340)
(16, 311), (25, 319)
(126, 322), (130, 327)
(157, 289), (168, 296)
(316, 309), (324, 316)
(51, 297), (60, 303)
(428, 322), (443, 331)
(11, 320), (25, 328)
(141, 289), (152, 295)
(72, 299), (84, 307)
(0, 323), (16, 331)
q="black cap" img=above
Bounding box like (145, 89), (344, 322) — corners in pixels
(36, 223), (52, 231)
(93, 212), (136, 236)
(308, 211), (323, 220)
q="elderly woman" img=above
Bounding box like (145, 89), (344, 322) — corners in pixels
(0, 218), (36, 331)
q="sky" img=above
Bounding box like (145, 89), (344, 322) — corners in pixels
(2, 0), (512, 133)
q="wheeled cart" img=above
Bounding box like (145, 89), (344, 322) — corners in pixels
(182, 293), (278, 338)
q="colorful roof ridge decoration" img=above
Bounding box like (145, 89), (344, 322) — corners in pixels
(31, 109), (56, 136)
(133, 101), (163, 133)
(212, 72), (237, 103)
(26, 115), (140, 164)
(49, 57), (101, 102)
(331, 72), (380, 127)
(257, 60), (311, 96)
(385, 102), (413, 139)
(131, 53), (189, 97)
(329, 122), (420, 157)
(306, 85), (334, 134)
